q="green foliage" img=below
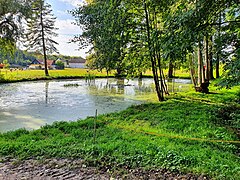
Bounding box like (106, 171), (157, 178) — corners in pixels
(55, 60), (64, 70)
(2, 60), (9, 69)
(0, 0), (32, 54)
(72, 0), (239, 91)
(71, 0), (129, 75)
(218, 52), (240, 88)
(84, 72), (95, 81)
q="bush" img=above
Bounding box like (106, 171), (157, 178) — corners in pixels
(55, 60), (64, 69)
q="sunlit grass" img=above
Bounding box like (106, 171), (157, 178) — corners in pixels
(0, 68), (193, 83)
(0, 68), (111, 82)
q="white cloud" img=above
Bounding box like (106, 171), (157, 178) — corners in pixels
(52, 19), (88, 57)
(55, 34), (89, 57)
(55, 19), (81, 35)
(60, 0), (85, 7)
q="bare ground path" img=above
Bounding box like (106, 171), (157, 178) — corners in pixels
(0, 158), (209, 180)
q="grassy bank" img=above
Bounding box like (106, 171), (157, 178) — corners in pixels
(0, 68), (191, 83)
(0, 84), (239, 179)
(0, 68), (111, 83)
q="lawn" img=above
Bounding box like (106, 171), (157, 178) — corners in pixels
(0, 68), (110, 82)
(0, 84), (239, 179)
(0, 68), (192, 83)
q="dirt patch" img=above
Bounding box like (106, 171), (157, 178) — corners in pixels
(0, 158), (209, 180)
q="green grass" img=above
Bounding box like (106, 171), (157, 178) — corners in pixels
(0, 68), (111, 82)
(0, 68), (192, 83)
(0, 83), (239, 179)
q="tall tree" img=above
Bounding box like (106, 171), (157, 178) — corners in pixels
(25, 0), (58, 76)
(71, 0), (129, 76)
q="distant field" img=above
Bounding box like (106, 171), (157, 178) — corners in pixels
(0, 68), (191, 83)
(0, 68), (110, 82)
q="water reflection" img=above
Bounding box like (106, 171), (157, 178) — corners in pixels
(45, 81), (49, 104)
(0, 78), (191, 132)
(167, 78), (192, 93)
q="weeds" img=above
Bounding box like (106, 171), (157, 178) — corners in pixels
(63, 83), (80, 87)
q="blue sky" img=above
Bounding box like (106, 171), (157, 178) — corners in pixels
(46, 0), (88, 58)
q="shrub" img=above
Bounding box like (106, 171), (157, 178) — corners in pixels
(55, 60), (64, 69)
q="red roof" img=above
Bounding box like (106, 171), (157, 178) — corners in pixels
(38, 60), (54, 66)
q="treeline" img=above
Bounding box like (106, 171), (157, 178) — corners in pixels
(0, 50), (84, 66)
(71, 0), (239, 100)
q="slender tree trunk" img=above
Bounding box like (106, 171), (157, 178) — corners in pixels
(40, 9), (49, 76)
(116, 67), (122, 76)
(144, 0), (163, 101)
(216, 13), (221, 78)
(168, 60), (174, 78)
(198, 41), (203, 85)
(216, 54), (220, 78)
(156, 50), (169, 96)
(189, 53), (197, 87)
(153, 8), (168, 96)
(209, 36), (214, 79)
(161, 68), (169, 95)
(205, 35), (210, 81)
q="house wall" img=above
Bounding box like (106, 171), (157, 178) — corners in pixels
(29, 65), (43, 70)
(68, 63), (86, 68)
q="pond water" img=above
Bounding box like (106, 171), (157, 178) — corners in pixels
(0, 78), (192, 132)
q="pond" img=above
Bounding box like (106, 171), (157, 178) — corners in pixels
(0, 78), (192, 132)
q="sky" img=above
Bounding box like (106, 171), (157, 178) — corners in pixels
(46, 0), (89, 58)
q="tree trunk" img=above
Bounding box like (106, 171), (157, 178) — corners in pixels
(40, 9), (49, 76)
(205, 35), (210, 81)
(216, 13), (221, 78)
(168, 60), (174, 78)
(143, 0), (163, 101)
(198, 41), (203, 85)
(216, 54), (220, 78)
(209, 36), (214, 79)
(189, 53), (197, 87)
(116, 67), (122, 76)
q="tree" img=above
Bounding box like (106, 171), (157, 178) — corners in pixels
(71, 0), (171, 101)
(71, 0), (130, 76)
(72, 0), (239, 99)
(25, 0), (58, 76)
(0, 0), (32, 56)
(162, 0), (239, 90)
(55, 59), (64, 69)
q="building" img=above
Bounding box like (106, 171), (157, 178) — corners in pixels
(65, 57), (86, 68)
(29, 59), (55, 70)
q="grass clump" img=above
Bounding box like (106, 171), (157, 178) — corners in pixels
(63, 83), (80, 87)
(0, 85), (239, 179)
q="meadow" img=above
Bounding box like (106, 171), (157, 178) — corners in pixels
(0, 68), (191, 83)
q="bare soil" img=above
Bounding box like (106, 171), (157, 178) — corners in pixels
(0, 158), (209, 180)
